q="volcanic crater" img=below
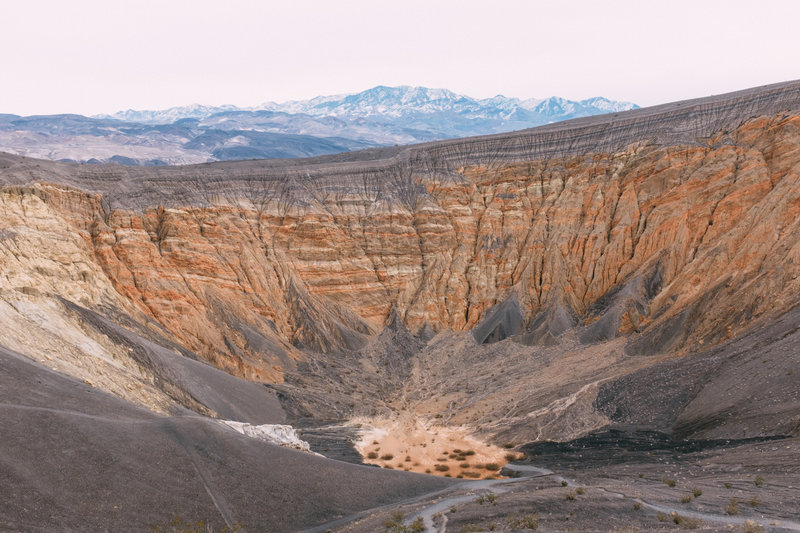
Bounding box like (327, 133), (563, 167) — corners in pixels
(1, 81), (800, 532)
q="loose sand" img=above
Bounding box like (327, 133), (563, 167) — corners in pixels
(353, 415), (517, 478)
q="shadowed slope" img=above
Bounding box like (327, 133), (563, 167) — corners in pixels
(595, 304), (800, 438)
(0, 346), (452, 532)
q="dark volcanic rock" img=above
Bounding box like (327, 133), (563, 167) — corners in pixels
(596, 304), (800, 439)
(521, 428), (785, 468)
(472, 293), (526, 344)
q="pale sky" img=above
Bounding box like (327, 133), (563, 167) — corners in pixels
(2, 0), (799, 116)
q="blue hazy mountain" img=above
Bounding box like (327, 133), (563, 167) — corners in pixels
(0, 86), (637, 165)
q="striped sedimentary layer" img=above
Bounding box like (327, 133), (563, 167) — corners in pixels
(1, 81), (800, 383)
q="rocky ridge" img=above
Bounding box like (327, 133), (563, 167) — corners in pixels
(1, 86), (637, 166)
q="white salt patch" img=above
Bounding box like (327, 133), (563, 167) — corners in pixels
(219, 421), (318, 454)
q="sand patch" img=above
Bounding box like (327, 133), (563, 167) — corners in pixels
(353, 415), (517, 478)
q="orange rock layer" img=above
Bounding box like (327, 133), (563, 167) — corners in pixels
(21, 114), (800, 381)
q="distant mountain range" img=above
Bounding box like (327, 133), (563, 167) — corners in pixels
(0, 86), (637, 165)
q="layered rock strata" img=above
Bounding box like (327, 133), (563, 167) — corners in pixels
(1, 81), (799, 388)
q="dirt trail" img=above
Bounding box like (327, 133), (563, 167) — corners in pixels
(408, 463), (800, 533)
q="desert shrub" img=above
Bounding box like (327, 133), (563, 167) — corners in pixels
(692, 488), (702, 497)
(434, 464), (450, 472)
(657, 512), (669, 522)
(633, 502), (642, 511)
(408, 518), (425, 533)
(576, 487), (585, 495)
(726, 498), (739, 515)
(382, 511), (405, 531)
(504, 443), (515, 449)
(671, 512), (701, 529)
(463, 450), (476, 456)
(561, 480), (568, 487)
(367, 452), (379, 459)
(462, 471), (481, 478)
(507, 513), (538, 530)
(724, 482), (733, 489)
(681, 494), (693, 504)
(485, 463), (500, 471)
(754, 475), (764, 487)
(475, 491), (497, 505)
(380, 454), (394, 461)
(741, 520), (764, 533)
(663, 478), (677, 488)
(382, 512), (424, 533)
(749, 496), (762, 507)
(564, 492), (576, 501)
(460, 462), (470, 468)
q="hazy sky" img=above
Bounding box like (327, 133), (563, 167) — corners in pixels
(2, 0), (799, 116)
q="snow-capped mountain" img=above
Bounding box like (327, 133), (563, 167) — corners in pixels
(101, 85), (637, 126)
(1, 86), (637, 165)
(108, 103), (246, 124)
(266, 86), (481, 118)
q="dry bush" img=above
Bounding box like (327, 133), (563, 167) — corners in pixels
(741, 520), (764, 533)
(507, 513), (538, 530)
(671, 512), (701, 529)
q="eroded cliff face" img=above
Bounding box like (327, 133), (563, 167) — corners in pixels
(1, 83), (800, 447)
(3, 113), (796, 385)
(0, 188), (179, 412)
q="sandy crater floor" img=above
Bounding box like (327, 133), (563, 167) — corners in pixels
(353, 415), (518, 478)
